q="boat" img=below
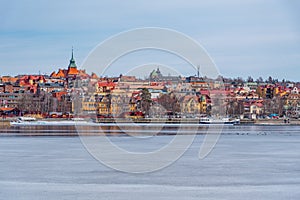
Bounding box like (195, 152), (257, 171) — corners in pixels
(10, 117), (41, 126)
(199, 117), (240, 125)
(10, 116), (239, 127)
(10, 117), (90, 126)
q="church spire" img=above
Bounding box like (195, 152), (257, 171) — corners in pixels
(68, 47), (77, 68)
(71, 46), (74, 60)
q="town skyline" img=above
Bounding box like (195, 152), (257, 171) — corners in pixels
(1, 49), (299, 120)
(0, 48), (298, 83)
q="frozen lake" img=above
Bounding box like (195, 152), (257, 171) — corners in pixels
(0, 126), (300, 199)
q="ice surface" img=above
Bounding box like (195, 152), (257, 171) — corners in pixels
(0, 126), (300, 199)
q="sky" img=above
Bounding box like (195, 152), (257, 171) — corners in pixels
(0, 0), (300, 81)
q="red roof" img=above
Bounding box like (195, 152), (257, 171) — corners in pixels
(52, 91), (67, 101)
(255, 103), (263, 107)
(67, 67), (78, 75)
(98, 82), (116, 87)
(200, 90), (210, 96)
(91, 73), (99, 79)
(0, 107), (16, 111)
(1, 77), (18, 83)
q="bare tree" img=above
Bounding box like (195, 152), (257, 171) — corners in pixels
(140, 88), (152, 116)
(247, 76), (254, 82)
(157, 93), (180, 114)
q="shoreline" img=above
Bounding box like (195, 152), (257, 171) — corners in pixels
(253, 119), (300, 125)
(1, 118), (300, 128)
(0, 118), (299, 137)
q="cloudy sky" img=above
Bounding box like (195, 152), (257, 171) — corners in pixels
(0, 0), (300, 81)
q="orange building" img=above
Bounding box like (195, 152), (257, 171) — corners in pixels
(50, 49), (89, 80)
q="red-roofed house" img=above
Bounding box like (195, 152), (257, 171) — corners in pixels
(97, 81), (116, 93)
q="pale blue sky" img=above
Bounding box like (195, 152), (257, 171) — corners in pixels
(0, 0), (299, 81)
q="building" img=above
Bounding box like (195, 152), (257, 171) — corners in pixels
(285, 87), (300, 117)
(0, 93), (22, 108)
(179, 95), (201, 116)
(49, 49), (90, 88)
(149, 67), (181, 82)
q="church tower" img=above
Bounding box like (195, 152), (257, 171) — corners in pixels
(67, 48), (79, 77)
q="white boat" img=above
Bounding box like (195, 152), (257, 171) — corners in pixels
(18, 117), (37, 121)
(199, 117), (240, 125)
(10, 116), (240, 127)
(10, 117), (40, 126)
(10, 117), (90, 126)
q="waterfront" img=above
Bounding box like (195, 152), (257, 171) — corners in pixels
(0, 126), (300, 199)
(1, 123), (300, 136)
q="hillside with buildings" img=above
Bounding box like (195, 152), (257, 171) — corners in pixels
(1, 51), (300, 120)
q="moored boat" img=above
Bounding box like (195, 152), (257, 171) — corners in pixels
(199, 117), (240, 125)
(10, 117), (90, 126)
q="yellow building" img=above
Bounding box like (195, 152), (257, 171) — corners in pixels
(180, 95), (201, 115)
(95, 94), (131, 117)
(199, 95), (207, 113)
(81, 95), (97, 112)
(285, 87), (300, 116)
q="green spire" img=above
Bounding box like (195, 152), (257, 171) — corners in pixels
(68, 47), (77, 68)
